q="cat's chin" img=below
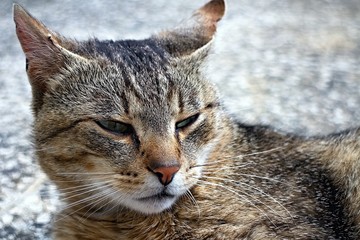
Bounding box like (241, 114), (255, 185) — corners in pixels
(125, 194), (179, 215)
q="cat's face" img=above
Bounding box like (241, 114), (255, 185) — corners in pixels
(36, 48), (220, 214)
(14, 0), (225, 214)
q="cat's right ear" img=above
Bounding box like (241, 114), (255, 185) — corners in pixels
(13, 4), (85, 113)
(153, 0), (225, 57)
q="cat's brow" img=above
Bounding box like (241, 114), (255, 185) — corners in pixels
(37, 118), (91, 144)
(204, 101), (220, 110)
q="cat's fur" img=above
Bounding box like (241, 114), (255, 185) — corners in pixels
(14, 0), (360, 239)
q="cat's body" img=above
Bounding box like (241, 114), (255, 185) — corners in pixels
(14, 0), (360, 239)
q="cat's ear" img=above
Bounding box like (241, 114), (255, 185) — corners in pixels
(13, 4), (85, 113)
(154, 0), (225, 57)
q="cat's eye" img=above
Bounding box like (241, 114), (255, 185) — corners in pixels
(176, 113), (200, 130)
(96, 120), (134, 135)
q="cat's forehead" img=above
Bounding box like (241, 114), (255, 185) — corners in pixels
(82, 39), (169, 70)
(84, 39), (171, 88)
(64, 39), (204, 118)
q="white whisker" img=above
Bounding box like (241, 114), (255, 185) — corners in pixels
(58, 181), (114, 198)
(203, 176), (293, 220)
(192, 147), (283, 169)
(56, 172), (115, 176)
(60, 183), (112, 208)
(184, 190), (201, 219)
(80, 188), (121, 221)
(196, 179), (277, 227)
(56, 192), (107, 223)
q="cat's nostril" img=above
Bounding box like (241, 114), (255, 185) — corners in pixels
(149, 165), (180, 186)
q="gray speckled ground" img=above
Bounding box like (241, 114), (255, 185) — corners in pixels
(1, 0), (360, 239)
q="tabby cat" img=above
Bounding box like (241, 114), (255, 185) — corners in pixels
(14, 0), (360, 239)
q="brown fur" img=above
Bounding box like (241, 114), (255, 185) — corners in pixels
(14, 0), (360, 239)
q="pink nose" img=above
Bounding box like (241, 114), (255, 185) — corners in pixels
(150, 166), (180, 186)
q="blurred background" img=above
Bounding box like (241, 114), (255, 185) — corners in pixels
(1, 0), (360, 239)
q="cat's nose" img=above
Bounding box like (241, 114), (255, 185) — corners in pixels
(148, 164), (180, 186)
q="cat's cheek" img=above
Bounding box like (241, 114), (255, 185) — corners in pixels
(196, 141), (218, 166)
(183, 138), (218, 173)
(167, 173), (189, 194)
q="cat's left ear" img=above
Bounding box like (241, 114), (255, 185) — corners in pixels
(14, 4), (87, 114)
(153, 0), (225, 57)
(13, 4), (82, 70)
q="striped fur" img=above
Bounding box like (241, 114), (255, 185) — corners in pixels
(14, 0), (360, 239)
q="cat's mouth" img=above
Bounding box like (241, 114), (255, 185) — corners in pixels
(137, 191), (175, 202)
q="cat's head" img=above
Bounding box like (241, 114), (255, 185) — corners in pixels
(14, 0), (225, 215)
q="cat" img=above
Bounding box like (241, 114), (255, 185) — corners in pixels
(14, 0), (360, 239)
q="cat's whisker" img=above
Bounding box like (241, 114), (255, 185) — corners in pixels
(34, 145), (103, 159)
(101, 188), (132, 216)
(34, 145), (82, 153)
(196, 179), (277, 227)
(239, 147), (284, 157)
(230, 173), (293, 188)
(191, 157), (234, 168)
(51, 174), (114, 185)
(113, 195), (129, 216)
(53, 176), (113, 187)
(56, 172), (115, 176)
(201, 146), (284, 168)
(184, 190), (201, 219)
(51, 180), (92, 183)
(56, 183), (104, 192)
(191, 162), (254, 170)
(58, 184), (120, 218)
(52, 176), (112, 183)
(60, 183), (113, 208)
(201, 171), (294, 189)
(200, 163), (256, 173)
(59, 191), (107, 207)
(216, 147), (284, 162)
(80, 188), (128, 222)
(57, 181), (114, 198)
(185, 189), (198, 207)
(203, 176), (293, 220)
(56, 191), (112, 223)
(80, 188), (122, 222)
(201, 176), (282, 218)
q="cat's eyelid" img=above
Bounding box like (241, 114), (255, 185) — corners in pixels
(177, 102), (218, 120)
(92, 115), (132, 124)
(95, 119), (134, 136)
(176, 113), (200, 130)
(177, 112), (201, 123)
